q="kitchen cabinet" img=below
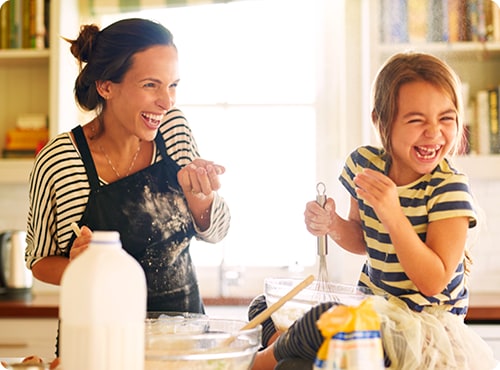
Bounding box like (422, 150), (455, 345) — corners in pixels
(362, 0), (500, 181)
(469, 324), (500, 359)
(0, 0), (79, 184)
(0, 318), (58, 359)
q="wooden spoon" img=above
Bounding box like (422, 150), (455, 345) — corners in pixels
(241, 274), (315, 331)
(222, 274), (314, 347)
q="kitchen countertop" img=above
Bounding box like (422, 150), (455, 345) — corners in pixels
(0, 292), (499, 322)
(465, 293), (500, 323)
(0, 294), (253, 319)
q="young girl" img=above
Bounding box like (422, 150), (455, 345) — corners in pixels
(250, 52), (499, 369)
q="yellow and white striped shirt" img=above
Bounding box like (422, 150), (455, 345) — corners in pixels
(340, 146), (476, 315)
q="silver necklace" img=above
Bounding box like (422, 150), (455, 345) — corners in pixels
(99, 142), (141, 179)
(91, 118), (141, 178)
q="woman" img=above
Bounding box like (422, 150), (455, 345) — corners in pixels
(25, 18), (230, 313)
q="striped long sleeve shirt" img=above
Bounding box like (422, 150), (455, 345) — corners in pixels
(26, 108), (230, 268)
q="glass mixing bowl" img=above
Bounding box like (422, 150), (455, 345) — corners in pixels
(145, 312), (261, 370)
(264, 277), (371, 331)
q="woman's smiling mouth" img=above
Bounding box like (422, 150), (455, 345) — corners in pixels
(142, 112), (164, 129)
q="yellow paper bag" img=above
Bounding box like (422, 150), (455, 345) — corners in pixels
(313, 298), (384, 370)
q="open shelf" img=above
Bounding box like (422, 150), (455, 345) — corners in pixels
(0, 49), (50, 66)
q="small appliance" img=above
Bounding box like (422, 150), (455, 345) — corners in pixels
(0, 230), (32, 300)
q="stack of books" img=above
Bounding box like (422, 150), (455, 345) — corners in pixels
(3, 113), (48, 158)
(0, 0), (50, 50)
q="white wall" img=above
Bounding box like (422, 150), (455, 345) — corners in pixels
(467, 178), (500, 293)
(0, 184), (29, 231)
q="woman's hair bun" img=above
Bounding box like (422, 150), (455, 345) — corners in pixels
(69, 24), (100, 63)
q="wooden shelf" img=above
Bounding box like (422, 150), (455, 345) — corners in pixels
(378, 41), (500, 59)
(0, 49), (50, 66)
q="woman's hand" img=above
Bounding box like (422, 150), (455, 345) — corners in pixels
(177, 158), (225, 199)
(177, 158), (225, 230)
(69, 225), (92, 261)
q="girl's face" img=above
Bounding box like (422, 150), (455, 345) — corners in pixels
(104, 45), (179, 142)
(389, 80), (458, 185)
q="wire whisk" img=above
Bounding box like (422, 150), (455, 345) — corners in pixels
(312, 182), (338, 303)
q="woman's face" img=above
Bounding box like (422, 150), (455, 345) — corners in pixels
(104, 45), (179, 141)
(389, 80), (458, 185)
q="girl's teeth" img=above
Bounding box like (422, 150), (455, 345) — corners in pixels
(415, 145), (440, 159)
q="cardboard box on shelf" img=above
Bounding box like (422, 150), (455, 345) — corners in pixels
(3, 127), (48, 158)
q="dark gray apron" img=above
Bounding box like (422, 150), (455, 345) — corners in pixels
(71, 125), (203, 313)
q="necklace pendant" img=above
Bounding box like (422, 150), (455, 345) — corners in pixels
(99, 141), (142, 179)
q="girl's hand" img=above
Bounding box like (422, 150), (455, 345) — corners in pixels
(353, 168), (401, 224)
(304, 198), (336, 236)
(177, 158), (225, 199)
(69, 225), (92, 261)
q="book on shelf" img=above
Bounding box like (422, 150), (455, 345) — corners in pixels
(474, 88), (500, 155)
(0, 0), (47, 50)
(408, 0), (429, 43)
(490, 87), (500, 153)
(9, 0), (22, 48)
(475, 90), (488, 154)
(428, 0), (447, 42)
(380, 0), (409, 43)
(493, 0), (500, 41)
(448, 0), (468, 42)
(35, 0), (45, 48)
(0, 1), (9, 49)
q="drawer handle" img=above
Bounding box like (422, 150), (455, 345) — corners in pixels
(0, 342), (28, 348)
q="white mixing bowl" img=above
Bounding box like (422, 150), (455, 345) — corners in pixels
(264, 278), (370, 331)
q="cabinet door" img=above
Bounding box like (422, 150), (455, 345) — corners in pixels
(469, 324), (500, 360)
(0, 318), (58, 359)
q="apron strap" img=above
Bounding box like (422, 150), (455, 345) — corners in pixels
(72, 125), (180, 191)
(72, 125), (100, 191)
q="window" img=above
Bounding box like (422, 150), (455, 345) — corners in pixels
(97, 0), (359, 296)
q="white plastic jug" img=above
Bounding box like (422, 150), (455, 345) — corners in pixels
(59, 230), (147, 370)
